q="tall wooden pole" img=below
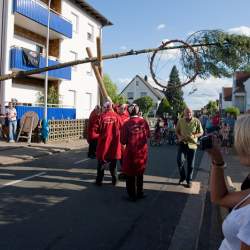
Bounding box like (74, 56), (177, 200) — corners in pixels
(96, 37), (103, 77)
(86, 47), (109, 101)
(96, 37), (103, 104)
(0, 42), (218, 81)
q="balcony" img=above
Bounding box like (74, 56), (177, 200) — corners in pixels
(13, 0), (72, 39)
(10, 47), (71, 80)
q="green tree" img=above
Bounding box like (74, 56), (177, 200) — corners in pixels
(37, 85), (60, 106)
(156, 97), (171, 117)
(206, 100), (219, 115)
(164, 66), (186, 116)
(134, 96), (154, 116)
(182, 30), (250, 79)
(225, 106), (240, 117)
(103, 74), (127, 104)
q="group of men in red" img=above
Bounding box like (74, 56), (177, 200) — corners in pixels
(87, 101), (150, 201)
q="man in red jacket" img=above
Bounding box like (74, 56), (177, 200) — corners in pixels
(117, 104), (130, 180)
(87, 105), (101, 158)
(120, 104), (150, 201)
(95, 101), (122, 186)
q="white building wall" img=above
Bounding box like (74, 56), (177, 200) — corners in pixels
(12, 35), (38, 51)
(244, 79), (250, 111)
(121, 77), (159, 104)
(12, 83), (43, 104)
(0, 0), (15, 108)
(221, 99), (232, 110)
(60, 0), (101, 118)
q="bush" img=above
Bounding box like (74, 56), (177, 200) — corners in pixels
(134, 96), (154, 116)
(225, 106), (240, 117)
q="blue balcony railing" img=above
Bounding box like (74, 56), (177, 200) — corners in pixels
(10, 47), (71, 80)
(13, 0), (72, 38)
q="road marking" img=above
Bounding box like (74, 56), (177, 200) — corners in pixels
(0, 172), (46, 189)
(74, 158), (90, 165)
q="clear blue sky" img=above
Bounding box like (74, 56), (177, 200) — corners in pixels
(86, 0), (250, 109)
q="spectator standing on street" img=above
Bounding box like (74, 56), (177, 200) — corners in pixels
(87, 105), (101, 158)
(207, 114), (250, 250)
(95, 101), (122, 186)
(176, 107), (204, 188)
(224, 113), (236, 146)
(6, 102), (17, 143)
(220, 123), (230, 154)
(120, 104), (150, 201)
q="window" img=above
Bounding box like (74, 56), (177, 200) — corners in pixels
(71, 12), (79, 34)
(69, 51), (78, 71)
(127, 92), (134, 99)
(140, 92), (147, 97)
(87, 23), (94, 42)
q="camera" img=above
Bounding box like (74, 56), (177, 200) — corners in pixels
(199, 135), (213, 150)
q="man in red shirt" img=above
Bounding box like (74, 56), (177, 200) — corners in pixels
(95, 101), (122, 186)
(120, 104), (150, 201)
(87, 105), (101, 158)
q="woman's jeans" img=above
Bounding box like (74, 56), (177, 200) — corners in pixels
(8, 120), (17, 141)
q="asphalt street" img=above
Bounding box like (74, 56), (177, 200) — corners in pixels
(0, 144), (203, 250)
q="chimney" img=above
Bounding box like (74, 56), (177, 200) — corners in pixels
(144, 75), (148, 82)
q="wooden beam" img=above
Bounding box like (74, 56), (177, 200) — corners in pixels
(96, 37), (103, 77)
(86, 47), (109, 101)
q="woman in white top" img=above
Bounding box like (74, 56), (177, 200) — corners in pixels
(207, 114), (250, 250)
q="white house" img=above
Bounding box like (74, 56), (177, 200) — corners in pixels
(232, 72), (250, 113)
(219, 87), (232, 111)
(244, 78), (250, 112)
(120, 75), (164, 115)
(0, 0), (112, 118)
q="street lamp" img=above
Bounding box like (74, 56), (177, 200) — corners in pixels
(44, 0), (51, 120)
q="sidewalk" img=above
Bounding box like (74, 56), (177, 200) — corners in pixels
(0, 139), (88, 165)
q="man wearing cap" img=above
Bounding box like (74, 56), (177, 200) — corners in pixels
(120, 104), (150, 201)
(87, 105), (101, 158)
(95, 101), (122, 186)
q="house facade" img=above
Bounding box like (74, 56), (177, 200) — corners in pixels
(232, 72), (250, 113)
(244, 78), (250, 112)
(0, 0), (112, 118)
(120, 75), (164, 115)
(219, 87), (232, 111)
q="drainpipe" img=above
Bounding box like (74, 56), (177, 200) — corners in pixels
(44, 0), (51, 121)
(0, 0), (7, 113)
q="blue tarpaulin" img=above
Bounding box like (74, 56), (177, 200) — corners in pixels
(16, 106), (76, 121)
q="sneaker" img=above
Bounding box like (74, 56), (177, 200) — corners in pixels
(9, 140), (15, 143)
(186, 182), (192, 188)
(178, 178), (185, 185)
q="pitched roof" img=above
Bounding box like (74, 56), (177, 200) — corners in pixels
(234, 72), (250, 93)
(120, 75), (164, 100)
(70, 1), (113, 27)
(223, 87), (232, 101)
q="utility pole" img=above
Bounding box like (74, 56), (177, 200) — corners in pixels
(44, 0), (51, 121)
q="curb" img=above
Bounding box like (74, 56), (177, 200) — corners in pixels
(168, 152), (211, 250)
(0, 144), (87, 166)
